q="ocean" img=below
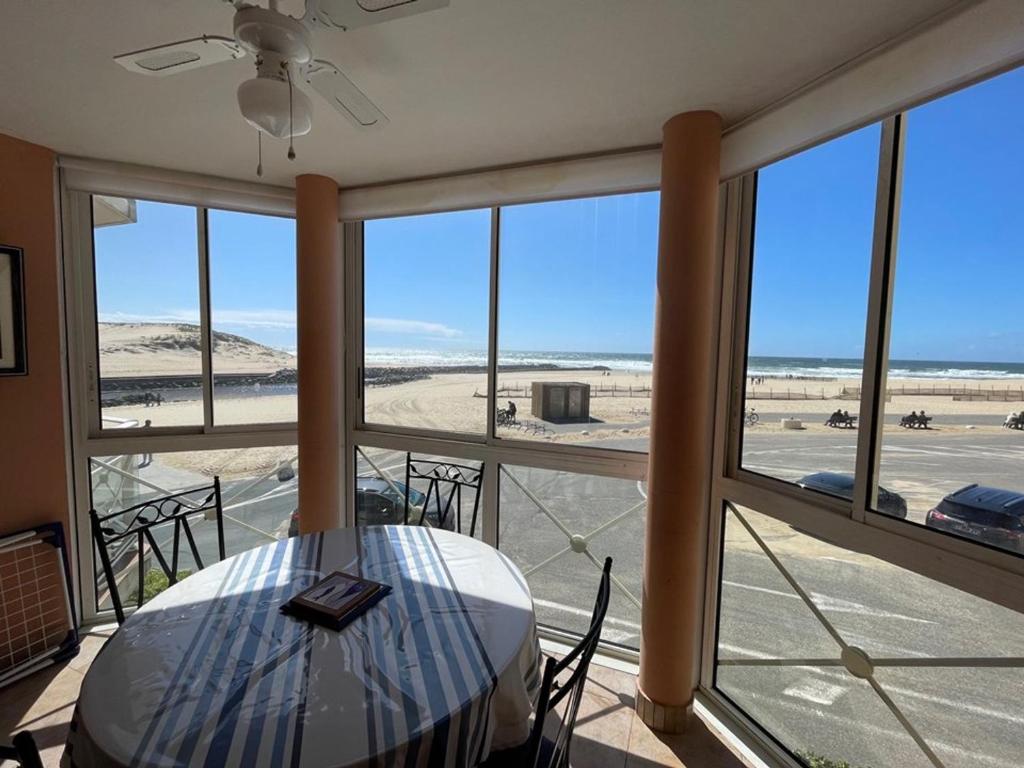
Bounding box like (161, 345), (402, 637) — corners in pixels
(363, 348), (1024, 380)
(363, 348), (656, 372)
(747, 356), (1024, 380)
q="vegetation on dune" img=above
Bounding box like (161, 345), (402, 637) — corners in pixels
(98, 322), (287, 358)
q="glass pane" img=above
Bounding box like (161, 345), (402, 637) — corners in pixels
(208, 209), (297, 425)
(873, 667), (1024, 768)
(354, 446), (484, 539)
(717, 502), (1024, 768)
(89, 445), (297, 613)
(878, 68), (1024, 555)
(93, 197), (203, 429)
(740, 126), (880, 499)
(499, 465), (644, 648)
(496, 193), (658, 452)
(362, 209), (491, 434)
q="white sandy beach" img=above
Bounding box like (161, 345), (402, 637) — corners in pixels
(97, 323), (1024, 477)
(105, 368), (1024, 441)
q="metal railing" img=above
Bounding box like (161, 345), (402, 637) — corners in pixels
(718, 501), (1024, 768)
(500, 465), (643, 609)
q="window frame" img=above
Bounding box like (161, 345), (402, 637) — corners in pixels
(348, 197), (655, 658)
(63, 185), (301, 622)
(713, 115), (1024, 593)
(352, 196), (660, 462)
(72, 192), (300, 439)
(701, 108), (1024, 766)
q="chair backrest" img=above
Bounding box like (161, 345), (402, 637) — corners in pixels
(524, 556), (613, 768)
(89, 478), (225, 624)
(403, 454), (484, 537)
(0, 730), (44, 768)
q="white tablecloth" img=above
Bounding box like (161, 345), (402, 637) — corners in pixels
(64, 526), (540, 768)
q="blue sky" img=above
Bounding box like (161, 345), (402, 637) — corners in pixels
(749, 65), (1024, 363)
(94, 205), (298, 351)
(95, 67), (1022, 363)
(363, 193), (660, 354)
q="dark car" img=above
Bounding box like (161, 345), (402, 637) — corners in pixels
(926, 484), (1024, 554)
(288, 477), (449, 536)
(796, 472), (908, 519)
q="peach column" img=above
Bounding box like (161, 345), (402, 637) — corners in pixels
(296, 174), (343, 533)
(636, 111), (722, 732)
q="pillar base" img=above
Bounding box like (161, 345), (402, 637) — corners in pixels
(635, 683), (692, 734)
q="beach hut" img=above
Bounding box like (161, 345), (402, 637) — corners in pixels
(531, 381), (591, 422)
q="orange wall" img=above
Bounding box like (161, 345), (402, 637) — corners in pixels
(0, 133), (70, 536)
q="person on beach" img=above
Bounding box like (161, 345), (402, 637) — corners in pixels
(139, 420), (153, 468)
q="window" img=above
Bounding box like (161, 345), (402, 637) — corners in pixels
(354, 198), (651, 652)
(740, 125), (880, 491)
(877, 68), (1024, 555)
(354, 446), (485, 539)
(716, 503), (1024, 768)
(209, 209), (297, 425)
(362, 209), (491, 435)
(499, 465), (644, 647)
(93, 198), (203, 428)
(717, 66), (1024, 768)
(496, 193), (658, 451)
(77, 192), (299, 621)
(90, 198), (298, 432)
(89, 445), (297, 613)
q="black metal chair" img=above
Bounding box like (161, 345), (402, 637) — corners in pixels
(0, 730), (44, 768)
(484, 557), (613, 768)
(403, 454), (484, 537)
(89, 478), (225, 624)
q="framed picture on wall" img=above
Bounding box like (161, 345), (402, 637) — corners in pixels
(0, 245), (27, 376)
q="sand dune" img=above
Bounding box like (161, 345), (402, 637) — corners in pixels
(98, 323), (294, 375)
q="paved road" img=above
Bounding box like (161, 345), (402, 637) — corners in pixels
(718, 543), (1024, 768)
(741, 423), (1024, 525)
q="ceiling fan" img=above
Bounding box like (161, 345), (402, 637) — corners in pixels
(114, 0), (448, 172)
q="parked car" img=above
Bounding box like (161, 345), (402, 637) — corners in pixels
(288, 476), (450, 536)
(926, 484), (1024, 554)
(796, 472), (908, 519)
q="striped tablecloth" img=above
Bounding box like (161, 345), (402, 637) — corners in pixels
(64, 526), (541, 768)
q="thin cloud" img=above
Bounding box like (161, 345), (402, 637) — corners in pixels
(98, 310), (200, 325)
(98, 309), (297, 329)
(213, 309), (296, 329)
(365, 317), (462, 338)
(98, 310), (461, 338)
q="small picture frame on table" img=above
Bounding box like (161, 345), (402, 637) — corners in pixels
(0, 245), (27, 376)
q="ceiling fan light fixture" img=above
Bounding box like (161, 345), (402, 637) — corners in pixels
(237, 75), (313, 138)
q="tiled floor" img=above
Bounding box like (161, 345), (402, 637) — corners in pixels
(1, 628), (748, 768)
(0, 629), (114, 767)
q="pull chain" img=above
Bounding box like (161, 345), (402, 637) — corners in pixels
(286, 65), (296, 161)
(256, 130), (263, 177)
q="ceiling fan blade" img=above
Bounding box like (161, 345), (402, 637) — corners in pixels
(303, 0), (449, 30)
(114, 36), (245, 77)
(305, 59), (388, 129)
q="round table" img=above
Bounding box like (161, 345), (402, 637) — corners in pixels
(64, 526), (540, 768)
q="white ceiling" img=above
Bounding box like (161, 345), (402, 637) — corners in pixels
(0, 0), (961, 189)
